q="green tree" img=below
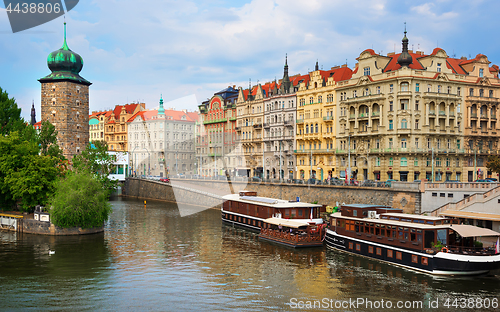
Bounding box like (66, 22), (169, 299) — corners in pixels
(0, 131), (62, 211)
(49, 172), (112, 229)
(72, 141), (117, 194)
(0, 86), (24, 135)
(37, 120), (64, 159)
(486, 156), (500, 175)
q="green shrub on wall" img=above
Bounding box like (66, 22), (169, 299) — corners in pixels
(49, 172), (111, 229)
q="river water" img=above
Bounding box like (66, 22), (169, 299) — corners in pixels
(1, 197), (499, 311)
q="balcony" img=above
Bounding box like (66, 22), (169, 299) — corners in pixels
(429, 110), (436, 116)
(358, 113), (369, 119)
(480, 114), (488, 120)
(349, 114), (356, 119)
(263, 123), (270, 128)
(372, 111), (380, 117)
(296, 119), (304, 124)
(438, 110), (446, 116)
(253, 123), (263, 129)
(235, 126), (241, 131)
(203, 118), (227, 125)
(229, 117), (237, 121)
(471, 113), (478, 118)
(323, 115), (334, 121)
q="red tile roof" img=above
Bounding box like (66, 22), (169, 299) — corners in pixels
(383, 52), (425, 72)
(127, 109), (197, 123)
(446, 58), (467, 75)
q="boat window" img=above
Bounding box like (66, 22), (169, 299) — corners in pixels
(375, 225), (380, 236)
(298, 210), (303, 217)
(398, 227), (404, 239)
(285, 209), (289, 217)
(363, 211), (368, 217)
(370, 225), (374, 234)
(404, 232), (409, 240)
(355, 221), (360, 232)
(437, 229), (447, 245)
(381, 216), (388, 219)
(386, 228), (391, 237)
(392, 226), (397, 238)
(364, 224), (369, 233)
(426, 221), (434, 225)
(381, 228), (385, 236)
(353, 210), (358, 217)
(417, 234), (422, 242)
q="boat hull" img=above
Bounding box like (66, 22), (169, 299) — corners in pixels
(258, 234), (323, 248)
(325, 229), (500, 276)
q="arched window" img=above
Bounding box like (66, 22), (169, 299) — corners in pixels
(315, 124), (318, 133)
(400, 157), (407, 166)
(400, 82), (409, 92)
(305, 125), (309, 134)
(310, 124), (314, 133)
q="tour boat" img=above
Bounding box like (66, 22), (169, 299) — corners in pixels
(258, 217), (326, 248)
(325, 204), (500, 276)
(221, 191), (324, 232)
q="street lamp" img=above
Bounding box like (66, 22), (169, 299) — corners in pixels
(143, 147), (150, 176)
(131, 145), (139, 177)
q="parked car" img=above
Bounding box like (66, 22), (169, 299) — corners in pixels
(486, 178), (498, 182)
(385, 179), (397, 187)
(413, 180), (421, 183)
(160, 177), (170, 183)
(191, 174), (201, 179)
(307, 178), (319, 185)
(475, 179), (492, 182)
(175, 173), (186, 178)
(251, 176), (262, 182)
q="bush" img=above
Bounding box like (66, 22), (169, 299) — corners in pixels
(49, 172), (111, 229)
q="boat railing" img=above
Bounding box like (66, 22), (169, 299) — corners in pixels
(260, 228), (322, 243)
(437, 245), (497, 256)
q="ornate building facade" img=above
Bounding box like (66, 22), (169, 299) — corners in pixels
(295, 62), (353, 181)
(128, 97), (197, 177)
(104, 103), (145, 152)
(461, 55), (500, 181)
(198, 87), (238, 176)
(39, 22), (91, 161)
(336, 31), (470, 182)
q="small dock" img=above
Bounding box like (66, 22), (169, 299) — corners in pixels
(0, 213), (24, 232)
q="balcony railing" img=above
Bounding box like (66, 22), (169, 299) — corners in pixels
(296, 119), (304, 124)
(323, 116), (334, 121)
(471, 113), (478, 118)
(439, 111), (446, 116)
(203, 118), (227, 125)
(429, 110), (435, 115)
(372, 111), (380, 117)
(349, 114), (355, 119)
(358, 113), (369, 118)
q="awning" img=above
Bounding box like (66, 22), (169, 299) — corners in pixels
(440, 210), (500, 222)
(447, 224), (500, 238)
(263, 218), (309, 229)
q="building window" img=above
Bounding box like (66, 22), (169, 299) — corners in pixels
(427, 158), (431, 166)
(414, 157), (418, 166)
(479, 68), (484, 78)
(480, 89), (484, 97)
(470, 88), (474, 96)
(401, 138), (407, 148)
(447, 86), (451, 94)
(437, 63), (441, 72)
(389, 157), (393, 166)
(389, 84), (393, 93)
(389, 101), (393, 111)
(457, 87), (461, 96)
(416, 83), (420, 92)
(400, 82), (409, 92)
(400, 99), (409, 110)
(436, 157), (441, 167)
(415, 100), (419, 111)
(309, 97), (314, 104)
(376, 157), (380, 166)
(401, 119), (408, 129)
(415, 119), (419, 129)
(401, 157), (407, 166)
(490, 90), (494, 98)
(427, 84), (431, 92)
(376, 86), (381, 94)
(437, 85), (442, 93)
(415, 137), (419, 148)
(389, 120), (393, 130)
(364, 67), (370, 76)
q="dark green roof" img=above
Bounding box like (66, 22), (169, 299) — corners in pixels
(39, 22), (91, 86)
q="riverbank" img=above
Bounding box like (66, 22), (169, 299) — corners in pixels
(0, 212), (104, 235)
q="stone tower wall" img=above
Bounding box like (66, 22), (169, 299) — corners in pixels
(40, 81), (89, 161)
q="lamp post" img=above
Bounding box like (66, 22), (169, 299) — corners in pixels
(143, 147), (150, 176)
(131, 145), (139, 177)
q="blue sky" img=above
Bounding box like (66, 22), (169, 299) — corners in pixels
(0, 0), (499, 120)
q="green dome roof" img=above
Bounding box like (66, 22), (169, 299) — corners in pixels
(39, 22), (91, 86)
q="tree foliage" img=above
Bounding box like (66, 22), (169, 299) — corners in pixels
(0, 88), (65, 212)
(49, 172), (111, 229)
(0, 86), (24, 135)
(486, 156), (500, 175)
(72, 140), (117, 194)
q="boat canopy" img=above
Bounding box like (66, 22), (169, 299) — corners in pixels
(449, 224), (500, 238)
(263, 218), (309, 229)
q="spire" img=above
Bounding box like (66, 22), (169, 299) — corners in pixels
(158, 94), (165, 115)
(30, 100), (36, 125)
(315, 59), (319, 71)
(62, 19), (69, 51)
(397, 22), (413, 68)
(281, 53), (291, 94)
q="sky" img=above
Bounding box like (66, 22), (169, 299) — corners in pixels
(1, 0), (499, 121)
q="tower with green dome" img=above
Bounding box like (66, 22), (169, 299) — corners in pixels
(39, 22), (91, 162)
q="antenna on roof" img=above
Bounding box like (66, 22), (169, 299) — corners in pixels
(418, 43), (420, 50)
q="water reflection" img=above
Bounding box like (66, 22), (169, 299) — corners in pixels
(0, 197), (499, 311)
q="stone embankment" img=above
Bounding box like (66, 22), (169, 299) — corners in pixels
(123, 178), (421, 213)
